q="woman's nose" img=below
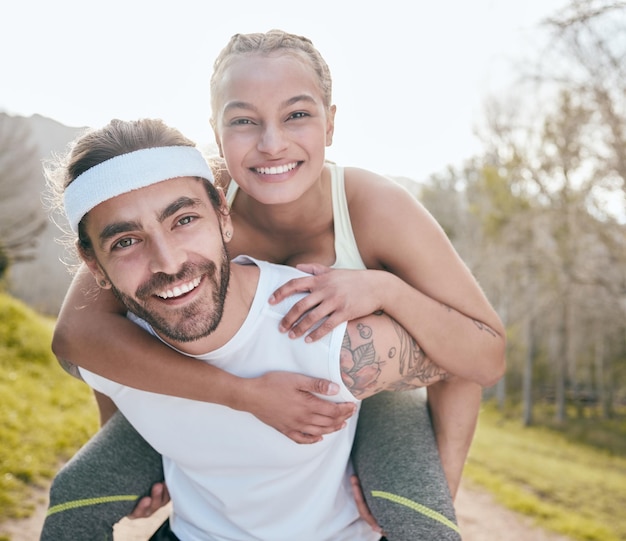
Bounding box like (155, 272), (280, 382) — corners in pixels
(257, 123), (288, 155)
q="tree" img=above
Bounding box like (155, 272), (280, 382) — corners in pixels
(541, 0), (626, 205)
(539, 1), (626, 419)
(468, 80), (626, 422)
(0, 113), (46, 281)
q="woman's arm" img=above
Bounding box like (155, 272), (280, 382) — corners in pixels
(341, 310), (450, 399)
(54, 265), (356, 444)
(352, 169), (506, 386)
(271, 265), (503, 386)
(271, 169), (506, 386)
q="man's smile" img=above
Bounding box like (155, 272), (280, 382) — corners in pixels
(156, 276), (202, 299)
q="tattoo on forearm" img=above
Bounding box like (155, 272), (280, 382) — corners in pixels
(387, 318), (448, 391)
(341, 315), (448, 398)
(58, 357), (84, 381)
(472, 319), (498, 337)
(442, 302), (498, 338)
(340, 324), (383, 396)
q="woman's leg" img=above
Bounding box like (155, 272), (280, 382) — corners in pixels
(352, 389), (462, 541)
(40, 411), (165, 541)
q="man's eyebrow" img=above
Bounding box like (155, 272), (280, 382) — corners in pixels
(97, 197), (202, 249)
(157, 196), (203, 223)
(99, 220), (142, 248)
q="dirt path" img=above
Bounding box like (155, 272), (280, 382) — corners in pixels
(0, 479), (574, 541)
(454, 480), (573, 541)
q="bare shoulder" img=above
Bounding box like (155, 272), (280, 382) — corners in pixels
(343, 166), (401, 194)
(343, 166), (427, 221)
(341, 166), (436, 263)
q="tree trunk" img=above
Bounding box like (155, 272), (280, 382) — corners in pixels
(555, 301), (567, 424)
(594, 338), (609, 419)
(522, 315), (535, 426)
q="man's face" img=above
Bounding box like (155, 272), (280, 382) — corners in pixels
(82, 176), (232, 345)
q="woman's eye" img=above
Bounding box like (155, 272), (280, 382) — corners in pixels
(289, 111), (309, 120)
(231, 118), (253, 126)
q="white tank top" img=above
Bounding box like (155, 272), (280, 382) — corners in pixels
(80, 258), (379, 541)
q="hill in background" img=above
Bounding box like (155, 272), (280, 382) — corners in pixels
(2, 113), (85, 315)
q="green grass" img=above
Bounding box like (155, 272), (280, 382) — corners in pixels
(465, 404), (626, 541)
(0, 292), (98, 523)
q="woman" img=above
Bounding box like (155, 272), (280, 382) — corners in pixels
(42, 30), (505, 541)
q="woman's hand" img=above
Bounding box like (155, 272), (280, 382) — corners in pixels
(128, 482), (170, 519)
(241, 371), (357, 444)
(351, 475), (384, 535)
(269, 264), (389, 342)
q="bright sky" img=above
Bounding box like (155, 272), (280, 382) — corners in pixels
(3, 0), (568, 182)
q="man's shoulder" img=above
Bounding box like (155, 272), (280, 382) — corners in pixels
(235, 255), (309, 283)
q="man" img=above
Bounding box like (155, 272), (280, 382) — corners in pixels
(52, 118), (448, 541)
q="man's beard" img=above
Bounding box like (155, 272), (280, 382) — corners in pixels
(109, 249), (231, 343)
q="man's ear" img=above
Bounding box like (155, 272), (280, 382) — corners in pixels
(214, 188), (234, 243)
(78, 245), (111, 289)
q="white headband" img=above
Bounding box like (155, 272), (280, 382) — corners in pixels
(63, 146), (214, 233)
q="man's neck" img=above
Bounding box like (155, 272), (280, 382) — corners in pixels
(161, 261), (260, 356)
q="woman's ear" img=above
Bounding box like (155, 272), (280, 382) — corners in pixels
(212, 125), (224, 158)
(325, 105), (337, 147)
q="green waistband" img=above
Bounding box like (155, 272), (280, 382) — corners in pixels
(46, 495), (139, 517)
(371, 490), (461, 534)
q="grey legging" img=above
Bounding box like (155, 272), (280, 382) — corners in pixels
(40, 390), (461, 540)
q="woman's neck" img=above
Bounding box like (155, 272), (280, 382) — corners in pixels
(228, 169), (336, 266)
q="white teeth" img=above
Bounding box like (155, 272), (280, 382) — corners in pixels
(255, 162), (298, 175)
(157, 277), (201, 299)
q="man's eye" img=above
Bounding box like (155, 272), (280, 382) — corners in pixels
(113, 238), (136, 250)
(178, 216), (195, 226)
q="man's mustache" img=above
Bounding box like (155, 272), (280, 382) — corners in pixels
(135, 261), (217, 299)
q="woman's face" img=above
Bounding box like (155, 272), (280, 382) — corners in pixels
(212, 52), (335, 206)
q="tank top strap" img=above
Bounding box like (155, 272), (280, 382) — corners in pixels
(328, 164), (367, 270)
(225, 179), (239, 209)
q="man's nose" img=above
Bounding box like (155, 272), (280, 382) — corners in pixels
(148, 235), (186, 275)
